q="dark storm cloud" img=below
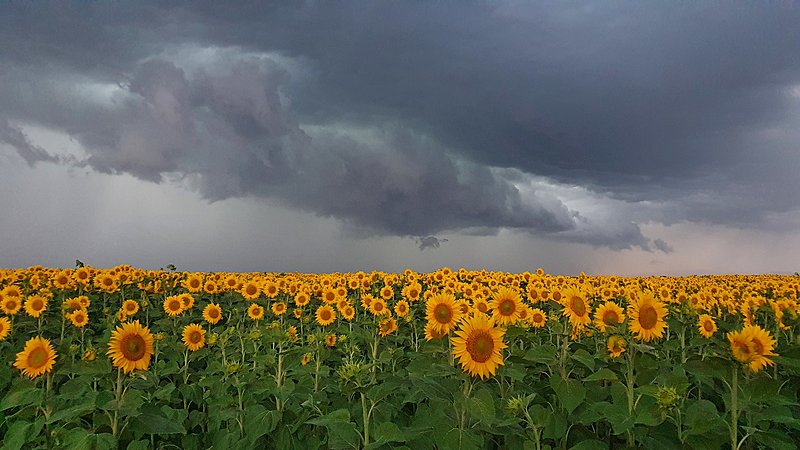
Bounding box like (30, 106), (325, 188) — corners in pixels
(1, 0), (799, 250)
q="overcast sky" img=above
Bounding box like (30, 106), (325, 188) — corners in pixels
(2, 1), (800, 275)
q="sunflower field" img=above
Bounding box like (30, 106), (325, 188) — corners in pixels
(1, 265), (799, 449)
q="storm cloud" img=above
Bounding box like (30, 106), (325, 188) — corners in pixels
(2, 1), (800, 260)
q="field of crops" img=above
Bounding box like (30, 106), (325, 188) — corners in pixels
(0, 265), (798, 449)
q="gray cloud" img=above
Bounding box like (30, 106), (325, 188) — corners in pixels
(417, 236), (448, 251)
(2, 1), (799, 253)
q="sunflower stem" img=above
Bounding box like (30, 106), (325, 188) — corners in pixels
(360, 391), (370, 447)
(730, 367), (738, 450)
(112, 369), (123, 437)
(625, 345), (636, 447)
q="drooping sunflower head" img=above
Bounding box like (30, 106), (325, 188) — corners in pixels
(182, 324), (206, 351)
(202, 303), (223, 325)
(316, 305), (336, 326)
(426, 292), (462, 335)
(607, 335), (626, 358)
(248, 304), (264, 320)
(451, 314), (507, 380)
(14, 336), (57, 378)
(697, 314), (717, 338)
(107, 321), (154, 374)
(489, 287), (522, 326)
(628, 292), (668, 342)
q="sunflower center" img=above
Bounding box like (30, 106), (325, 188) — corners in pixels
(498, 298), (515, 316)
(246, 285), (257, 295)
(466, 331), (494, 363)
(751, 338), (764, 355)
(477, 302), (489, 313)
(209, 308), (219, 319)
(32, 299), (44, 311)
(532, 313), (544, 323)
(169, 300), (181, 311)
(703, 321), (715, 332)
(27, 347), (49, 368)
(320, 310), (331, 320)
(569, 296), (586, 316)
(189, 331), (202, 344)
(552, 292), (562, 302)
(602, 310), (619, 324)
(190, 280), (200, 288)
(121, 335), (146, 361)
(638, 305), (658, 329)
(374, 302), (384, 312)
(434, 304), (453, 324)
(731, 339), (753, 362)
(8, 300), (17, 310)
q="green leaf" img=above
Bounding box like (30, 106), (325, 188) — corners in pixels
(583, 368), (619, 382)
(524, 345), (557, 365)
(46, 392), (97, 424)
(550, 375), (586, 414)
(127, 405), (186, 435)
(0, 420), (31, 450)
(308, 409), (360, 449)
(61, 429), (116, 450)
(1, 386), (42, 411)
(569, 440), (607, 450)
(126, 440), (150, 450)
(435, 428), (482, 450)
(244, 404), (281, 443)
(684, 399), (724, 436)
(753, 429), (799, 450)
(467, 388), (496, 425)
(570, 349), (596, 371)
(364, 422), (405, 449)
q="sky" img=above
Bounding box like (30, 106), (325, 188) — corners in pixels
(1, 1), (800, 276)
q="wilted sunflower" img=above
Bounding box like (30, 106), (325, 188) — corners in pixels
(24, 295), (48, 318)
(607, 335), (626, 358)
(248, 304), (264, 320)
(426, 292), (462, 335)
(316, 305), (336, 326)
(593, 301), (625, 333)
(14, 336), (57, 378)
(68, 308), (89, 328)
(182, 324), (206, 351)
(697, 314), (717, 338)
(202, 303), (223, 325)
(529, 308), (547, 328)
(0, 316), (11, 341)
(561, 287), (592, 329)
(107, 320), (154, 374)
(628, 292), (668, 342)
(451, 314), (507, 379)
(378, 317), (398, 336)
(271, 302), (287, 316)
(122, 299), (140, 316)
(489, 287), (523, 326)
(163, 296), (184, 317)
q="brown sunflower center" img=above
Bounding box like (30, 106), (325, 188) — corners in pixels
(466, 331), (494, 363)
(27, 347), (48, 368)
(552, 292), (562, 302)
(532, 313), (544, 323)
(751, 338), (765, 355)
(703, 321), (715, 332)
(602, 310), (619, 324)
(569, 295), (586, 316)
(498, 298), (515, 316)
(189, 331), (202, 344)
(638, 305), (658, 329)
(476, 302), (489, 313)
(32, 299), (44, 311)
(168, 300), (182, 311)
(208, 308), (220, 319)
(373, 302), (384, 312)
(434, 303), (453, 324)
(7, 300), (18, 310)
(320, 309), (332, 321)
(121, 334), (146, 361)
(190, 279), (200, 288)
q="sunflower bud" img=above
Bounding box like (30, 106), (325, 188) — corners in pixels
(657, 386), (680, 410)
(83, 348), (96, 362)
(225, 363), (241, 375)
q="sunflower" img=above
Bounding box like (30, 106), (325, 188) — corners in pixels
(316, 305), (336, 326)
(294, 308), (304, 319)
(402, 283), (422, 302)
(727, 324), (778, 372)
(394, 300), (410, 317)
(301, 353), (312, 366)
(369, 297), (389, 316)
(451, 314), (507, 380)
(248, 304), (264, 320)
(325, 334), (337, 347)
(179, 293), (194, 310)
(68, 308), (89, 328)
(52, 271), (73, 290)
(294, 292), (310, 307)
(77, 295), (90, 308)
(379, 317), (398, 336)
(322, 288), (338, 304)
(529, 308), (547, 328)
(203, 280), (219, 295)
(271, 302), (287, 316)
(697, 314), (717, 338)
(489, 287), (522, 326)
(184, 274), (203, 293)
(163, 296), (184, 317)
(14, 336), (57, 378)
(107, 321), (154, 374)
(380, 285), (394, 300)
(426, 292), (462, 335)
(202, 303), (223, 325)
(593, 301), (625, 332)
(2, 285), (23, 298)
(24, 295), (48, 318)
(628, 292), (668, 342)
(182, 324), (206, 351)
(240, 282), (261, 300)
(473, 298), (490, 315)
(424, 321), (447, 340)
(122, 299), (140, 316)
(0, 316), (11, 341)
(341, 305), (356, 321)
(1, 295), (22, 315)
(263, 282), (279, 298)
(74, 267), (91, 285)
(607, 335), (626, 358)
(561, 287), (591, 329)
